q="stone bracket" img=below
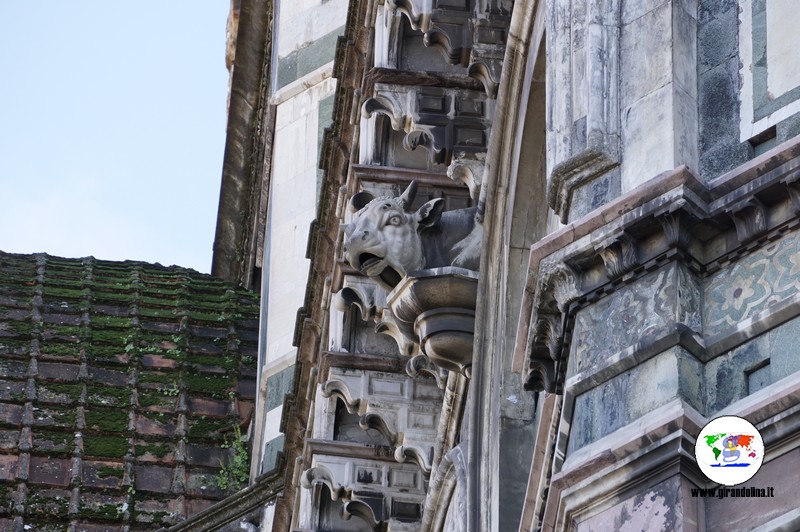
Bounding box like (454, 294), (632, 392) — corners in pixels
(361, 83), (491, 164)
(726, 197), (768, 242)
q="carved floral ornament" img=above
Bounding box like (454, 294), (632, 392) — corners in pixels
(337, 180), (482, 376)
(520, 159), (800, 394)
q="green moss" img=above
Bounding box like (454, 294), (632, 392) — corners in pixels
(42, 276), (84, 288)
(42, 286), (87, 299)
(39, 342), (82, 357)
(80, 503), (123, 521)
(45, 324), (85, 341)
(185, 374), (233, 394)
(138, 307), (179, 319)
(139, 286), (183, 297)
(26, 487), (69, 518)
(96, 465), (124, 479)
(47, 408), (77, 427)
(87, 387), (131, 407)
(89, 329), (128, 345)
(135, 442), (171, 458)
(188, 416), (234, 439)
(138, 372), (175, 385)
(85, 410), (129, 432)
(41, 382), (83, 401)
(7, 320), (35, 336)
(91, 291), (135, 303)
(36, 432), (70, 447)
(137, 389), (180, 409)
(91, 315), (131, 328)
(83, 435), (129, 457)
(186, 310), (224, 323)
(138, 295), (179, 307)
(189, 354), (236, 370)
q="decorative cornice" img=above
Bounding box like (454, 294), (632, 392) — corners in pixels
(516, 139), (800, 393)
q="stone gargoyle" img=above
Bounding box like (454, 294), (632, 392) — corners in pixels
(342, 181), (481, 288)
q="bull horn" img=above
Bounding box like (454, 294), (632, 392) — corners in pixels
(399, 181), (418, 210)
(349, 191), (375, 212)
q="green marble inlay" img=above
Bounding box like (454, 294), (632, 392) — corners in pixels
(276, 27), (344, 89)
(265, 364), (295, 412)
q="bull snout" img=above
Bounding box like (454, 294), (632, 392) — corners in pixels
(343, 229), (384, 272)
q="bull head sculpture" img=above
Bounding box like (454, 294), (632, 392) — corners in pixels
(342, 181), (445, 288)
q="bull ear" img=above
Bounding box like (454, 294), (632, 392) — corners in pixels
(349, 191), (374, 212)
(399, 181), (418, 210)
(414, 198), (445, 228)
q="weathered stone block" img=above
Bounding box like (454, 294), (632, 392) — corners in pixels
(704, 335), (767, 414)
(568, 347), (703, 453)
(699, 57), (740, 153)
(697, 1), (738, 73)
(575, 475), (700, 531)
(620, 3), (672, 110)
(567, 167), (621, 222)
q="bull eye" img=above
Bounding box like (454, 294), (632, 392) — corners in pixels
(388, 215), (401, 226)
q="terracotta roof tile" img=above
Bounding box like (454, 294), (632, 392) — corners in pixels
(0, 251), (260, 529)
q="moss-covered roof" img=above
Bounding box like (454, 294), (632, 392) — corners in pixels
(0, 251), (260, 530)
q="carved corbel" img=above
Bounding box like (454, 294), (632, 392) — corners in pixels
(342, 497), (383, 531)
(335, 285), (379, 321)
(394, 444), (433, 475)
(301, 465), (347, 500)
(726, 197), (767, 243)
(447, 155), (484, 200)
(467, 60), (500, 99)
(403, 127), (445, 163)
(359, 412), (398, 446)
(782, 176), (800, 215)
(405, 353), (448, 389)
(361, 94), (406, 131)
(385, 0), (428, 31)
(533, 313), (563, 362)
(525, 346), (560, 394)
(320, 379), (361, 413)
(375, 308), (419, 358)
(597, 233), (640, 280)
(423, 25), (470, 66)
(542, 263), (581, 313)
(656, 201), (693, 249)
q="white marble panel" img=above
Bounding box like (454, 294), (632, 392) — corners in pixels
(766, 0), (800, 98)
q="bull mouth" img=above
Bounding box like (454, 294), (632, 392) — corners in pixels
(358, 252), (384, 273)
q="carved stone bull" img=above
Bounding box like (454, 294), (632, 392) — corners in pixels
(342, 181), (480, 288)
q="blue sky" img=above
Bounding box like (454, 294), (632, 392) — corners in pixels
(0, 3), (231, 273)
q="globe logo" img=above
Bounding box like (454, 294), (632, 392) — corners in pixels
(695, 415), (764, 486)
